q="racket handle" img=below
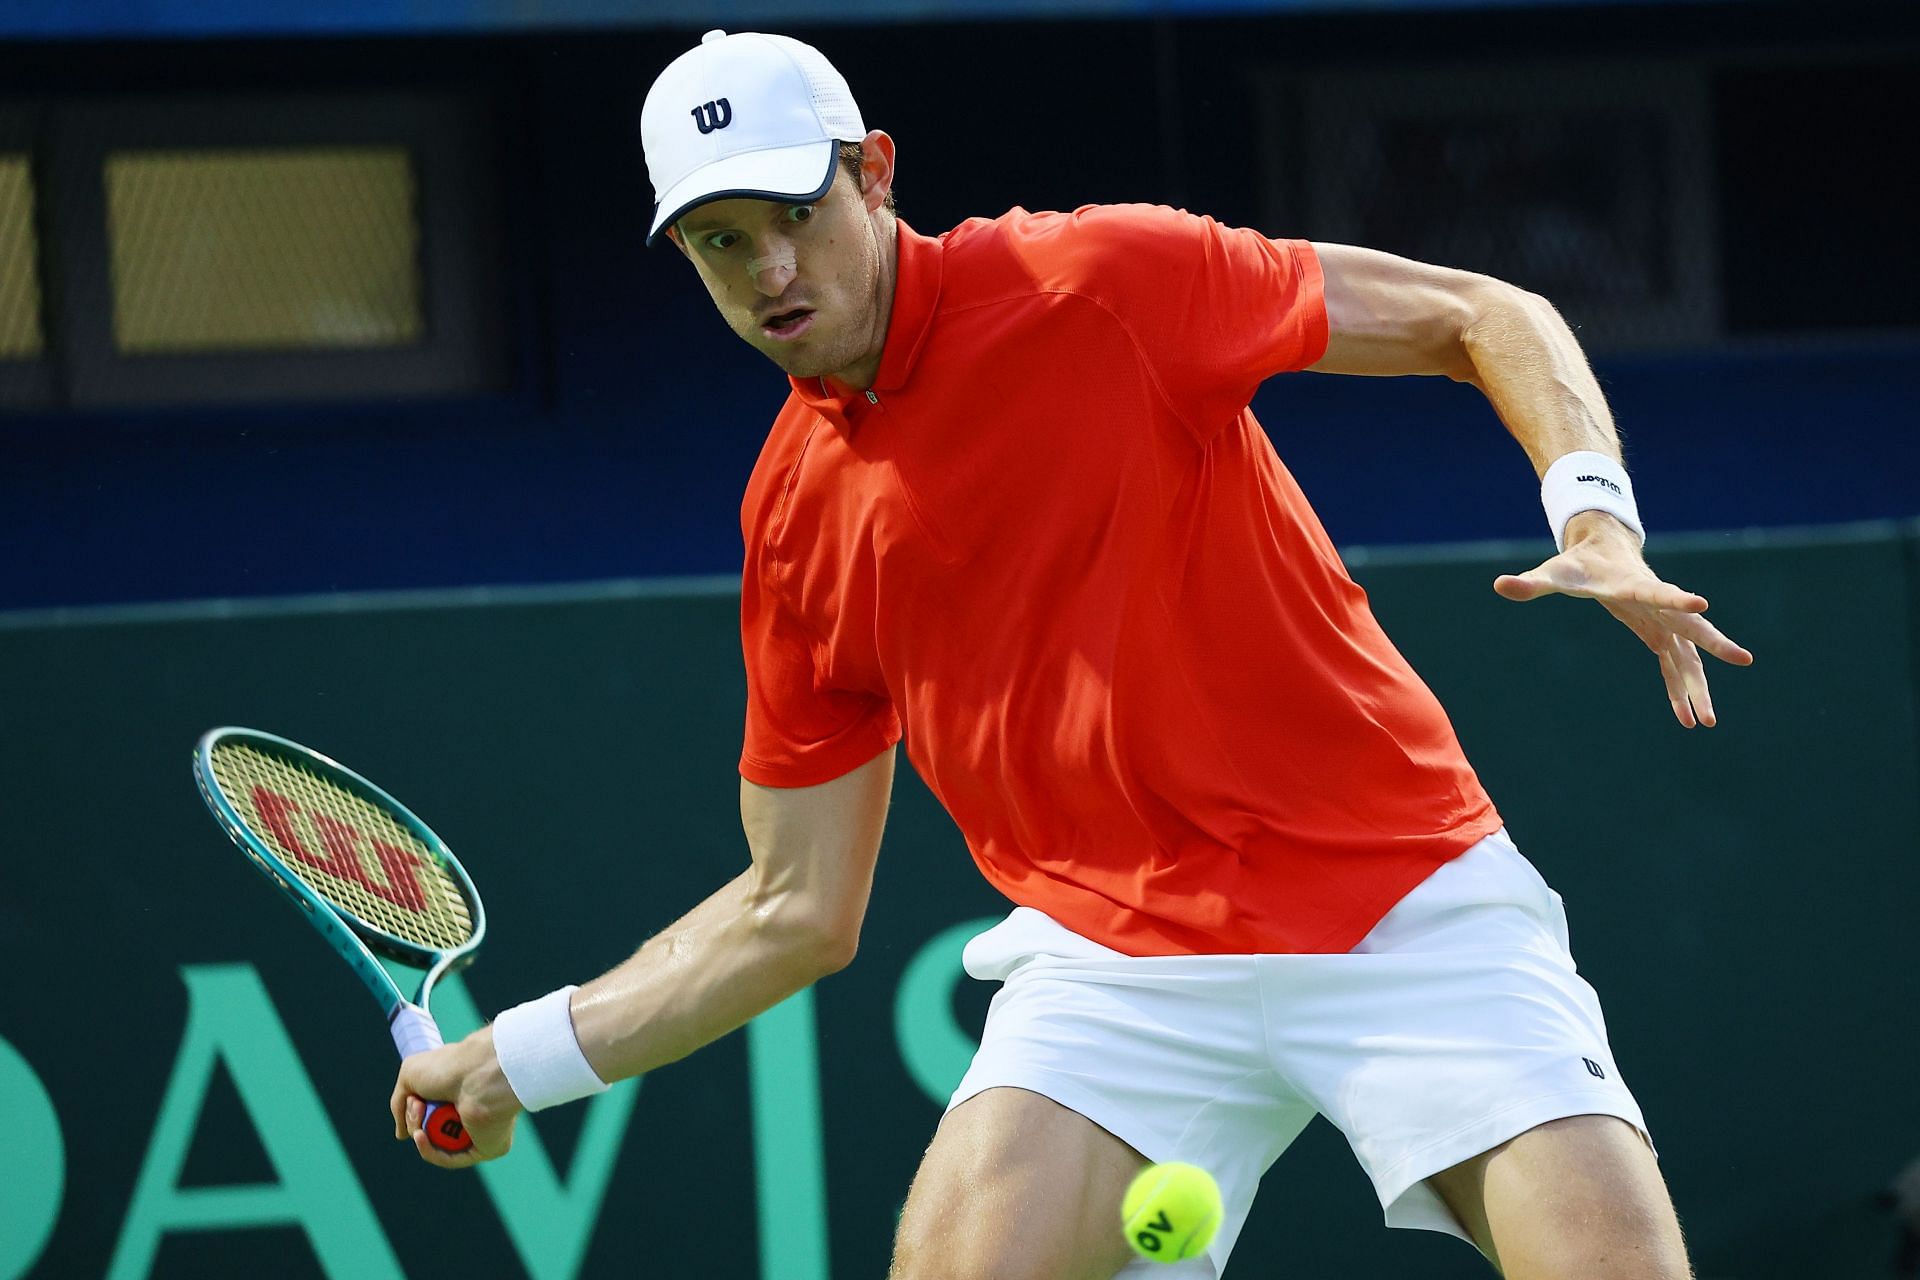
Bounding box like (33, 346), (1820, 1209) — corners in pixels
(391, 1002), (475, 1155)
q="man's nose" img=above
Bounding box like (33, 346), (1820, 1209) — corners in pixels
(746, 241), (798, 297)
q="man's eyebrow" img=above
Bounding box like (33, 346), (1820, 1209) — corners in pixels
(682, 191), (830, 236)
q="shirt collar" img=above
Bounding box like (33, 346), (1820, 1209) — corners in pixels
(788, 216), (944, 416)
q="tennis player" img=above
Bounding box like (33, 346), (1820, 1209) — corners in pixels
(392, 30), (1752, 1280)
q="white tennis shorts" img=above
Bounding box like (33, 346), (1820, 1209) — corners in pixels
(947, 827), (1651, 1278)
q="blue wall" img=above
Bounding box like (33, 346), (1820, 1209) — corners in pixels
(3, 0), (1733, 41)
(3, 5), (1916, 610)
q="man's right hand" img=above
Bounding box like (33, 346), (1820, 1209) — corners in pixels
(391, 1024), (522, 1168)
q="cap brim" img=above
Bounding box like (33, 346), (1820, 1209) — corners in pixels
(646, 142), (839, 246)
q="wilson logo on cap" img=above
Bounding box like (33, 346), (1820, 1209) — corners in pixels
(691, 99), (733, 135)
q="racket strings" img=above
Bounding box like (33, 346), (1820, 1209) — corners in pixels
(209, 742), (475, 951)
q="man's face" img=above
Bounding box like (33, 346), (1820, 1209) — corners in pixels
(673, 166), (889, 383)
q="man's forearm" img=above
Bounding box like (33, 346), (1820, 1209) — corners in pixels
(565, 867), (847, 1083)
(413, 756), (891, 1151)
(1459, 287), (1622, 478)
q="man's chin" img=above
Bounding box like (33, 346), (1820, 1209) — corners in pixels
(761, 346), (839, 381)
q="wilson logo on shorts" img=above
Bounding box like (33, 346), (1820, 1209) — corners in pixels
(691, 99), (733, 134)
(1583, 1057), (1607, 1079)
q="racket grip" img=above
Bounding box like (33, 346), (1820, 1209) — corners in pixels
(391, 1001), (445, 1059)
(391, 1002), (474, 1154)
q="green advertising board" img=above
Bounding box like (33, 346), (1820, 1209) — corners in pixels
(4, 525), (1916, 1278)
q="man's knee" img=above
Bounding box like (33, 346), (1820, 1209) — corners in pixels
(886, 1087), (1144, 1280)
(1510, 1208), (1691, 1280)
(887, 1180), (1030, 1280)
(889, 1188), (1112, 1280)
(889, 1225), (1066, 1280)
(1434, 1115), (1691, 1280)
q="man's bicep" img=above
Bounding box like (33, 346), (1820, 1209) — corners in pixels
(1305, 242), (1507, 380)
(738, 744), (896, 940)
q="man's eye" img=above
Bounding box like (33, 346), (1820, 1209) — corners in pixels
(786, 205), (815, 224)
(705, 232), (740, 251)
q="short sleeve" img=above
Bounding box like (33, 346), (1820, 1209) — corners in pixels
(1019, 204), (1329, 441)
(738, 561), (901, 788)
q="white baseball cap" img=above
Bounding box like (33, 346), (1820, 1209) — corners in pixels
(642, 30), (867, 246)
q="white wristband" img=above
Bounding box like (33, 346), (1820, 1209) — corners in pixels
(491, 986), (609, 1112)
(1540, 450), (1645, 552)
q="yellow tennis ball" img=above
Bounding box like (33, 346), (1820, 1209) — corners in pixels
(1121, 1161), (1223, 1264)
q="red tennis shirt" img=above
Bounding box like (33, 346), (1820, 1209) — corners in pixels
(738, 204), (1503, 956)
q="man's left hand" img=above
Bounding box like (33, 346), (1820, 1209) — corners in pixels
(1493, 512), (1754, 728)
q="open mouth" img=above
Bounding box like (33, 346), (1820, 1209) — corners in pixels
(762, 308), (815, 340)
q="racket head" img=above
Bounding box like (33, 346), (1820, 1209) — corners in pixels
(193, 727), (486, 974)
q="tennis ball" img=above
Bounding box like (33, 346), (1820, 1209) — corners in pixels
(1121, 1161), (1222, 1264)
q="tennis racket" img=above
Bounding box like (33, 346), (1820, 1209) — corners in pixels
(193, 726), (486, 1154)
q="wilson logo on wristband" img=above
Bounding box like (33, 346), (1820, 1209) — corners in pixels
(1542, 451), (1644, 552)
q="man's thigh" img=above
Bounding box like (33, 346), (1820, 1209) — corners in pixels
(890, 1086), (1148, 1280)
(1429, 1114), (1691, 1280)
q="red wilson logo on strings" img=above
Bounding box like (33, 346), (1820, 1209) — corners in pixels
(248, 785), (430, 914)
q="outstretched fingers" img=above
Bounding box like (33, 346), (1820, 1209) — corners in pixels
(1657, 645), (1696, 728)
(1665, 606), (1754, 667)
(1635, 606), (1735, 727)
(1621, 579), (1709, 614)
(1674, 636), (1715, 727)
(1506, 549), (1754, 727)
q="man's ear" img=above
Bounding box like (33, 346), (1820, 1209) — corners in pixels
(857, 129), (896, 213)
(665, 225), (690, 258)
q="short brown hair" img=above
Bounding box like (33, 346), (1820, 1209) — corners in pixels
(838, 141), (897, 215)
